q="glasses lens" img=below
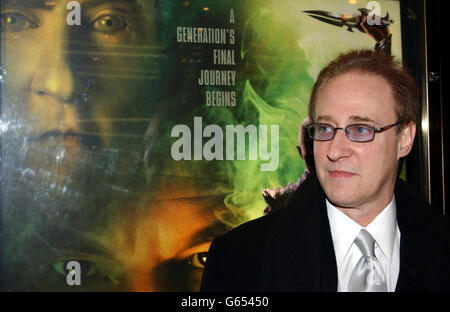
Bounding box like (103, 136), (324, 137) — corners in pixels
(346, 124), (374, 142)
(310, 124), (334, 141)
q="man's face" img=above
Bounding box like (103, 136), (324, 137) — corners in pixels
(104, 175), (230, 291)
(1, 0), (162, 230)
(313, 72), (415, 212)
(2, 0), (164, 290)
(2, 0), (157, 187)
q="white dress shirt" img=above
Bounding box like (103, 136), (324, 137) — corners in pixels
(326, 197), (401, 292)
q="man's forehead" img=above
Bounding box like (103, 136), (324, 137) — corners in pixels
(314, 72), (396, 121)
(4, 0), (137, 10)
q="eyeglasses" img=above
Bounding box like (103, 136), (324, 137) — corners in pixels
(304, 120), (403, 142)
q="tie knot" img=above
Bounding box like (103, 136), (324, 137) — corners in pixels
(354, 229), (376, 258)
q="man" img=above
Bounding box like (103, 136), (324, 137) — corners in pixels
(200, 49), (450, 291)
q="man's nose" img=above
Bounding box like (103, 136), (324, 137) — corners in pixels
(326, 128), (352, 161)
(30, 23), (74, 101)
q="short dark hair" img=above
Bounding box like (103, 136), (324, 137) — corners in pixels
(308, 49), (419, 127)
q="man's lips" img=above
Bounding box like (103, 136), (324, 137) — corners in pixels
(329, 170), (356, 178)
(28, 130), (102, 145)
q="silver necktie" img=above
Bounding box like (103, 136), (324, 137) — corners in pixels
(347, 229), (387, 292)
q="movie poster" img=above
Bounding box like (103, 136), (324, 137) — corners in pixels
(1, 0), (402, 291)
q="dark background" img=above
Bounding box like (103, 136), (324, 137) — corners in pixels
(424, 0), (449, 217)
(401, 0), (449, 217)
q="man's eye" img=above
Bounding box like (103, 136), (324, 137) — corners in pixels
(318, 125), (332, 133)
(91, 15), (128, 33)
(186, 252), (208, 269)
(53, 260), (100, 278)
(356, 127), (367, 133)
(1, 12), (38, 32)
(354, 126), (370, 134)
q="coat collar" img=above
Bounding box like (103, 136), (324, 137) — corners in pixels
(258, 176), (337, 291)
(394, 180), (426, 291)
(258, 176), (426, 292)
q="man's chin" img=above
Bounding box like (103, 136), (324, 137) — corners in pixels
(21, 139), (84, 188)
(322, 183), (362, 208)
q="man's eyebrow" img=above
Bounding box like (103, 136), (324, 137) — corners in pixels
(4, 0), (56, 10)
(316, 115), (380, 126)
(348, 115), (379, 125)
(189, 221), (232, 248)
(82, 0), (137, 9)
(316, 115), (335, 123)
(4, 0), (137, 10)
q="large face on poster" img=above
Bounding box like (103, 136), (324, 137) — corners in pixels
(1, 0), (401, 291)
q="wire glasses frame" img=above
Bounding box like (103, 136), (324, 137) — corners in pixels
(304, 120), (403, 142)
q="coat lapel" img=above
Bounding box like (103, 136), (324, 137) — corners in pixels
(394, 180), (425, 291)
(258, 176), (338, 291)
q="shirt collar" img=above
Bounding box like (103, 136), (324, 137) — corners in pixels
(326, 199), (361, 266)
(326, 196), (397, 264)
(366, 196), (397, 261)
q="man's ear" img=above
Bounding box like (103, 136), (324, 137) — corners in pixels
(398, 122), (416, 158)
(298, 117), (311, 160)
